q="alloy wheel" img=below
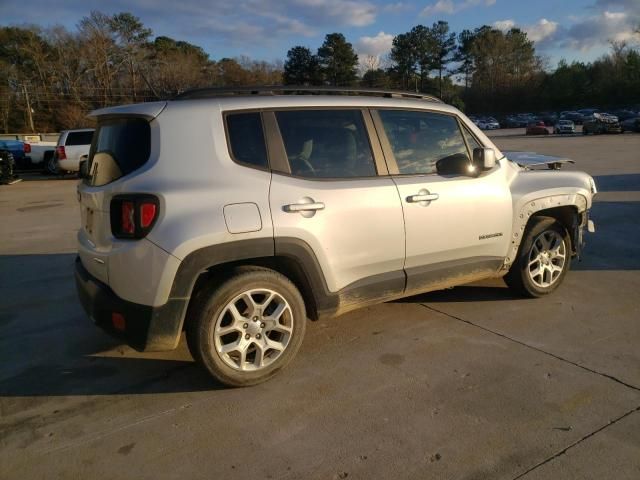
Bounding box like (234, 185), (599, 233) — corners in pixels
(213, 288), (293, 371)
(527, 230), (567, 288)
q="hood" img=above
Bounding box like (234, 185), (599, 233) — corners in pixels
(504, 151), (575, 170)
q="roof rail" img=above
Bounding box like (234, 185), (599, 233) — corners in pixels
(173, 85), (442, 103)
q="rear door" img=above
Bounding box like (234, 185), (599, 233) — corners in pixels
(372, 109), (512, 294)
(267, 109), (406, 301)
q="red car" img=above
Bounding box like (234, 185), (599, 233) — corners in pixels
(526, 121), (549, 135)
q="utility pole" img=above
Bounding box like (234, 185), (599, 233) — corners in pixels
(21, 84), (35, 133)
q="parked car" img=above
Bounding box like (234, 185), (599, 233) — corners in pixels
(477, 117), (500, 130)
(582, 113), (622, 134)
(75, 86), (597, 387)
(526, 121), (549, 135)
(560, 111), (584, 124)
(538, 112), (558, 126)
(554, 120), (576, 134)
(0, 139), (31, 169)
(502, 116), (522, 128)
(51, 129), (94, 174)
(621, 117), (640, 133)
(609, 109), (637, 121)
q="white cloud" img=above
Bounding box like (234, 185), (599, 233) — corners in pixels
(493, 18), (559, 44)
(524, 18), (559, 43)
(383, 2), (413, 13)
(494, 0), (639, 55)
(356, 31), (394, 57)
(293, 0), (377, 27)
(563, 9), (640, 50)
(421, 0), (495, 17)
(493, 19), (516, 31)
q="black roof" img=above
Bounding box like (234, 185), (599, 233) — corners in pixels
(173, 85), (442, 103)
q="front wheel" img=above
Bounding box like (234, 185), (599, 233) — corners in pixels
(186, 268), (307, 387)
(504, 216), (571, 297)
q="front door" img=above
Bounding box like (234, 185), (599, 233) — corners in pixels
(373, 109), (512, 294)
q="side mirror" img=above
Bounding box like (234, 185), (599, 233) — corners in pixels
(78, 158), (89, 179)
(473, 147), (496, 171)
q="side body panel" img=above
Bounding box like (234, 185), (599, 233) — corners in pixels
(269, 174), (406, 293)
(392, 164), (513, 293)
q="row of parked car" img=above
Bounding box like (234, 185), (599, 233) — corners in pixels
(0, 128), (94, 183)
(469, 108), (640, 133)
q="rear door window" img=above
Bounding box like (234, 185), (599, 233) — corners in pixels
(89, 118), (150, 177)
(225, 112), (268, 169)
(275, 109), (376, 178)
(66, 131), (94, 146)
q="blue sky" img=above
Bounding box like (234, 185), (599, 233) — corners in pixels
(1, 0), (639, 69)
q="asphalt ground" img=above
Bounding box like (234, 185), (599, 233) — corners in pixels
(1, 131), (639, 479)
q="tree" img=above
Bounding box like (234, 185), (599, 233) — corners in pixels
(283, 46), (320, 85)
(317, 33), (358, 86)
(361, 68), (391, 88)
(77, 11), (117, 106)
(454, 29), (476, 90)
(390, 32), (416, 90)
(109, 12), (152, 102)
(430, 21), (456, 98)
(466, 26), (542, 112)
(409, 25), (434, 92)
(147, 36), (211, 95)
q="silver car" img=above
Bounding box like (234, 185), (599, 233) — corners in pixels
(74, 87), (597, 386)
(554, 119), (576, 134)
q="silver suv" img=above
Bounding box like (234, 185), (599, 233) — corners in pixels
(75, 87), (597, 386)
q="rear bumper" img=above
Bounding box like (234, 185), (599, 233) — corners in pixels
(75, 257), (187, 351)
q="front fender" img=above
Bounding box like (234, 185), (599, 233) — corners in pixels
(504, 168), (596, 269)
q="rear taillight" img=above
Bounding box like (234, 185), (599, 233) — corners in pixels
(56, 145), (66, 160)
(23, 143), (31, 153)
(110, 195), (159, 239)
(121, 201), (135, 235)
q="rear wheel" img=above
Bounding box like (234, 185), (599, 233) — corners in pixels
(504, 216), (571, 297)
(186, 268), (307, 387)
(46, 155), (59, 175)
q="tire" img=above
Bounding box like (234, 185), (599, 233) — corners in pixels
(504, 216), (571, 298)
(186, 267), (307, 387)
(46, 155), (59, 175)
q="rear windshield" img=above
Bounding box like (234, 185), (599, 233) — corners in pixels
(89, 118), (150, 177)
(66, 131), (94, 146)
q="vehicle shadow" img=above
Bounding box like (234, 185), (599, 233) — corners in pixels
(0, 253), (225, 397)
(574, 200), (640, 271)
(395, 283), (518, 305)
(592, 173), (640, 192)
(15, 171), (77, 181)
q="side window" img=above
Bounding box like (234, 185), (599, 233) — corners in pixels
(378, 110), (471, 176)
(226, 113), (268, 169)
(275, 110), (377, 178)
(67, 131), (94, 146)
(461, 124), (481, 151)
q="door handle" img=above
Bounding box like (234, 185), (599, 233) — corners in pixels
(407, 191), (439, 203)
(284, 202), (325, 212)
